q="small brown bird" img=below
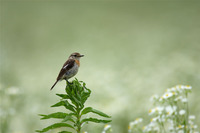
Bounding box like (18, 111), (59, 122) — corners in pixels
(50, 52), (84, 90)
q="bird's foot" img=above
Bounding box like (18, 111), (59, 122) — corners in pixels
(66, 80), (73, 85)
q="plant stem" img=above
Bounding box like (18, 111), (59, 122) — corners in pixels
(163, 125), (166, 133)
(76, 106), (81, 133)
(161, 121), (166, 133)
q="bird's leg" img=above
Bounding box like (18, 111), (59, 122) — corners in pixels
(67, 80), (72, 84)
(65, 78), (73, 84)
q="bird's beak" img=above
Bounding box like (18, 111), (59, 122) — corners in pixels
(79, 55), (84, 57)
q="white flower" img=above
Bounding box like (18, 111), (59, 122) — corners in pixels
(149, 106), (164, 115)
(174, 96), (183, 101)
(102, 124), (111, 133)
(174, 85), (185, 93)
(150, 116), (165, 123)
(128, 118), (143, 132)
(162, 92), (173, 99)
(179, 110), (186, 115)
(184, 85), (192, 90)
(176, 125), (184, 130)
(177, 85), (185, 89)
(103, 124), (111, 130)
(158, 115), (166, 122)
(165, 88), (171, 92)
(181, 98), (188, 103)
(156, 106), (164, 115)
(149, 108), (156, 115)
(135, 118), (143, 123)
(176, 85), (192, 91)
(143, 121), (159, 132)
(189, 120), (194, 125)
(159, 96), (164, 102)
(193, 125), (198, 128)
(168, 126), (174, 131)
(6, 87), (20, 95)
(159, 92), (175, 102)
(150, 94), (159, 102)
(165, 106), (177, 116)
(151, 117), (158, 122)
(170, 87), (177, 92)
(142, 126), (149, 132)
(178, 130), (184, 133)
(189, 115), (196, 120)
(189, 124), (198, 129)
(129, 118), (143, 127)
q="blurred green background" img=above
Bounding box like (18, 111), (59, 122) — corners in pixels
(0, 1), (200, 133)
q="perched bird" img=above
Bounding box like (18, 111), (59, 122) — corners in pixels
(50, 52), (84, 90)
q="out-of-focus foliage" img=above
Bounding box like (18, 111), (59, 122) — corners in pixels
(0, 87), (24, 133)
(1, 1), (200, 133)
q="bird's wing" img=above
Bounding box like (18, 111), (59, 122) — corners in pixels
(56, 59), (75, 80)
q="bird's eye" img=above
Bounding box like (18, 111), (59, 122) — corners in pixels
(74, 54), (77, 57)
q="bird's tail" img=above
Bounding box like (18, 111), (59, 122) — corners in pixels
(50, 80), (58, 90)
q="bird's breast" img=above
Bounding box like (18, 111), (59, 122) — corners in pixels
(64, 63), (79, 79)
(75, 60), (80, 66)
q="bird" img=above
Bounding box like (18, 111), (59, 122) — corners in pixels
(50, 52), (84, 90)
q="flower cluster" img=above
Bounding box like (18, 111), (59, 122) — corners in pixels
(128, 85), (199, 133)
(128, 118), (143, 133)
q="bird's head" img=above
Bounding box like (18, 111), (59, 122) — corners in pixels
(69, 52), (84, 60)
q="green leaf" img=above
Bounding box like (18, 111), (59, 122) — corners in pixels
(81, 118), (112, 124)
(62, 113), (75, 123)
(71, 95), (84, 108)
(65, 79), (88, 108)
(36, 123), (74, 132)
(51, 101), (64, 107)
(80, 88), (91, 104)
(39, 112), (68, 120)
(81, 107), (111, 118)
(63, 100), (76, 112)
(51, 100), (75, 112)
(58, 131), (72, 133)
(56, 94), (70, 99)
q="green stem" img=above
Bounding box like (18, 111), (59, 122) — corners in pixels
(76, 107), (81, 133)
(173, 116), (177, 133)
(161, 122), (166, 133)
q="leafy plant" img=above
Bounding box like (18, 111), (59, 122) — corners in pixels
(36, 79), (111, 133)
